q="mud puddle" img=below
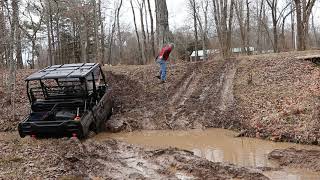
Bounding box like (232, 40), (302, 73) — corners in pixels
(94, 128), (320, 180)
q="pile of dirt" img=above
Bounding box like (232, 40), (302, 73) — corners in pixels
(0, 134), (267, 179)
(0, 69), (35, 131)
(268, 148), (320, 171)
(105, 51), (320, 144)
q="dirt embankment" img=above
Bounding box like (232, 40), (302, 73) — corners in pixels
(235, 52), (320, 144)
(0, 134), (267, 179)
(105, 51), (320, 144)
(268, 148), (320, 171)
(105, 58), (242, 132)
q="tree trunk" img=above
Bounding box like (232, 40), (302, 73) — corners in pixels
(31, 40), (36, 68)
(49, 0), (55, 64)
(93, 0), (99, 62)
(311, 13), (319, 47)
(291, 2), (295, 49)
(246, 0), (250, 54)
(80, 14), (88, 63)
(266, 0), (278, 53)
(139, 0), (147, 64)
(98, 0), (105, 65)
(272, 19), (278, 53)
(202, 0), (208, 59)
(235, 0), (246, 53)
(107, 11), (117, 65)
(116, 0), (123, 63)
(155, 0), (170, 48)
(193, 0), (198, 60)
(144, 2), (149, 43)
(8, 0), (17, 103)
(0, 0), (5, 67)
(256, 0), (264, 53)
(45, 0), (53, 65)
(294, 0), (316, 51)
(227, 0), (235, 57)
(56, 18), (61, 64)
(131, 0), (143, 64)
(212, 0), (235, 58)
(12, 0), (22, 68)
(155, 0), (159, 49)
(147, 0), (155, 56)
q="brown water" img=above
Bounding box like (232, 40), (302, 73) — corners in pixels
(94, 128), (320, 180)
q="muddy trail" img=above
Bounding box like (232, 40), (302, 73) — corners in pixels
(105, 51), (320, 144)
(105, 58), (242, 132)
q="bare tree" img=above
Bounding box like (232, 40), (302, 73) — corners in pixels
(21, 1), (43, 69)
(266, 0), (291, 53)
(107, 9), (117, 65)
(12, 0), (22, 68)
(191, 0), (209, 60)
(188, 0), (198, 60)
(293, 0), (316, 51)
(245, 0), (250, 53)
(155, 0), (170, 48)
(116, 0), (123, 62)
(98, 0), (105, 65)
(256, 0), (264, 53)
(212, 0), (235, 58)
(137, 0), (147, 64)
(311, 13), (319, 47)
(291, 2), (295, 49)
(7, 0), (20, 105)
(235, 0), (247, 53)
(130, 0), (143, 64)
(279, 8), (294, 51)
(43, 0), (53, 65)
(147, 0), (155, 56)
(0, 0), (7, 67)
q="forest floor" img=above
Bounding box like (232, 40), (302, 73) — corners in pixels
(0, 50), (320, 179)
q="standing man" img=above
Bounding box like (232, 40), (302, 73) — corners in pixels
(155, 43), (174, 83)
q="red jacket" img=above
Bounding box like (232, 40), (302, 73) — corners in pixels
(158, 45), (172, 61)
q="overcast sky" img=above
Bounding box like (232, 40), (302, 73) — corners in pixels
(106, 0), (189, 31)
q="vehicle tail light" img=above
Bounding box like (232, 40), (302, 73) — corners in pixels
(74, 107), (80, 121)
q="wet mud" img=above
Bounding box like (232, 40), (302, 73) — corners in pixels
(0, 133), (267, 180)
(94, 128), (320, 180)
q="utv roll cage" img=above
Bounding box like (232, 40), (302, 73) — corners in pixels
(19, 63), (113, 138)
(26, 63), (107, 104)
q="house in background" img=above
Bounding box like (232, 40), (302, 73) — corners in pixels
(232, 47), (255, 55)
(190, 49), (218, 61)
(190, 47), (256, 61)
